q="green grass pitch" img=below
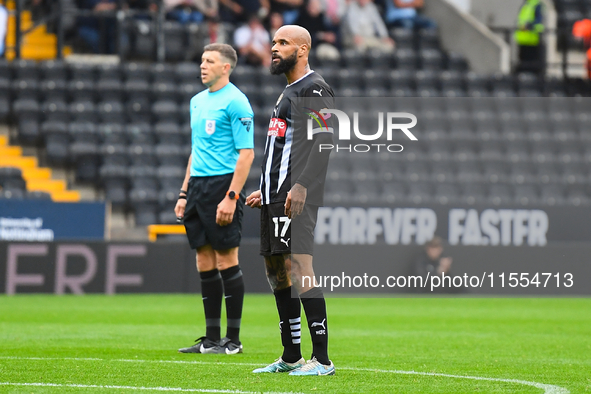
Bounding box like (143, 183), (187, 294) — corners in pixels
(1, 295), (590, 393)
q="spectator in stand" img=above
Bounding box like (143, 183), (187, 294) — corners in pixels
(78, 0), (118, 54)
(344, 0), (394, 52)
(572, 19), (591, 79)
(234, 14), (271, 67)
(268, 11), (283, 39)
(164, 0), (218, 24)
(384, 0), (436, 29)
(270, 0), (303, 24)
(128, 0), (158, 19)
(219, 0), (269, 24)
(296, 0), (341, 60)
(0, 0), (7, 57)
(319, 0), (346, 31)
(514, 0), (545, 75)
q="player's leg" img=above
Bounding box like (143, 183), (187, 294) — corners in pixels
(178, 245), (224, 354)
(253, 254), (306, 373)
(215, 247), (244, 354)
(289, 206), (334, 376)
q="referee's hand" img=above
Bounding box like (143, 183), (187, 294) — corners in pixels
(175, 199), (186, 223)
(216, 197), (236, 226)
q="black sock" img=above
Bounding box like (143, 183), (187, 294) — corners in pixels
(200, 269), (223, 341)
(220, 265), (244, 343)
(274, 286), (302, 363)
(301, 287), (329, 365)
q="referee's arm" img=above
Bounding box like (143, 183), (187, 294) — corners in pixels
(216, 148), (254, 226)
(175, 156), (192, 220)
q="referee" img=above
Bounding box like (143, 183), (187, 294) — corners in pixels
(246, 26), (335, 375)
(175, 44), (254, 355)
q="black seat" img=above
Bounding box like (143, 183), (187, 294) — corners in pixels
(154, 122), (183, 145)
(13, 59), (39, 80)
(163, 22), (188, 62)
(96, 78), (123, 102)
(407, 182), (434, 204)
(151, 62), (177, 83)
(97, 63), (122, 81)
(175, 62), (200, 83)
(41, 60), (68, 80)
(461, 183), (487, 205)
(540, 184), (565, 206)
(152, 100), (179, 123)
(40, 80), (68, 102)
(434, 183), (460, 205)
(488, 184), (513, 206)
(42, 99), (70, 122)
(97, 101), (126, 123)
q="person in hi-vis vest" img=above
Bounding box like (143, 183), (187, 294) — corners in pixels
(514, 0), (545, 74)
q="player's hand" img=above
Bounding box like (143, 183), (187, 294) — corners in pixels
(285, 184), (307, 219)
(175, 198), (187, 222)
(216, 197), (236, 226)
(246, 190), (262, 208)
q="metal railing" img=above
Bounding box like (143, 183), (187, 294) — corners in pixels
(7, 0), (167, 62)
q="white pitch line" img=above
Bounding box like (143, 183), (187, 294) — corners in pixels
(0, 356), (569, 394)
(0, 382), (300, 394)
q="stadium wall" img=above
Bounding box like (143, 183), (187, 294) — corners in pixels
(423, 0), (511, 73)
(1, 240), (590, 295)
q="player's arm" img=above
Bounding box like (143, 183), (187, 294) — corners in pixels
(286, 85), (334, 218)
(175, 155), (192, 220)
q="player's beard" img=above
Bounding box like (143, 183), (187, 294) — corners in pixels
(270, 49), (298, 75)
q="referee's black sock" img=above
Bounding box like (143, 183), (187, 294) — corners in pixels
(200, 269), (223, 342)
(301, 287), (330, 365)
(274, 286), (302, 363)
(220, 265), (244, 344)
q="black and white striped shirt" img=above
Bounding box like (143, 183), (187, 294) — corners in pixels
(260, 71), (335, 206)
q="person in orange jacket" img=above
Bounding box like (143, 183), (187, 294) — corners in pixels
(573, 19), (591, 79)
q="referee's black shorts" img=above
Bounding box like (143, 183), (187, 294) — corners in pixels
(260, 202), (318, 256)
(183, 173), (244, 250)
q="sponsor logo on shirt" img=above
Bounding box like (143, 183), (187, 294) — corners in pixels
(205, 120), (216, 135)
(240, 117), (252, 132)
(268, 117), (287, 137)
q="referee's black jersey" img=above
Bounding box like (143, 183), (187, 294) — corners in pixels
(260, 71), (335, 206)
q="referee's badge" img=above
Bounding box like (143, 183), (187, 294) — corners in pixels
(205, 120), (216, 135)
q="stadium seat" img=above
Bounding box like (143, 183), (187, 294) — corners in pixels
(97, 101), (126, 123)
(540, 184), (565, 206)
(152, 100), (179, 123)
(434, 183), (460, 205)
(45, 134), (70, 166)
(382, 181), (407, 204)
(488, 184), (513, 206)
(17, 119), (41, 146)
(41, 80), (68, 102)
(96, 78), (124, 102)
(163, 23), (187, 62)
(175, 62), (200, 83)
(97, 63), (122, 81)
(42, 99), (70, 122)
(395, 49), (419, 70)
(407, 182), (434, 204)
(13, 59), (40, 80)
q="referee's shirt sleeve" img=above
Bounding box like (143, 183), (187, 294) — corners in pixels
(228, 95), (255, 150)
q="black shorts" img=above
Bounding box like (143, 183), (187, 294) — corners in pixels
(260, 202), (318, 256)
(183, 173), (244, 250)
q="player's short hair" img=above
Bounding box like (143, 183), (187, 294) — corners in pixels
(203, 43), (238, 72)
